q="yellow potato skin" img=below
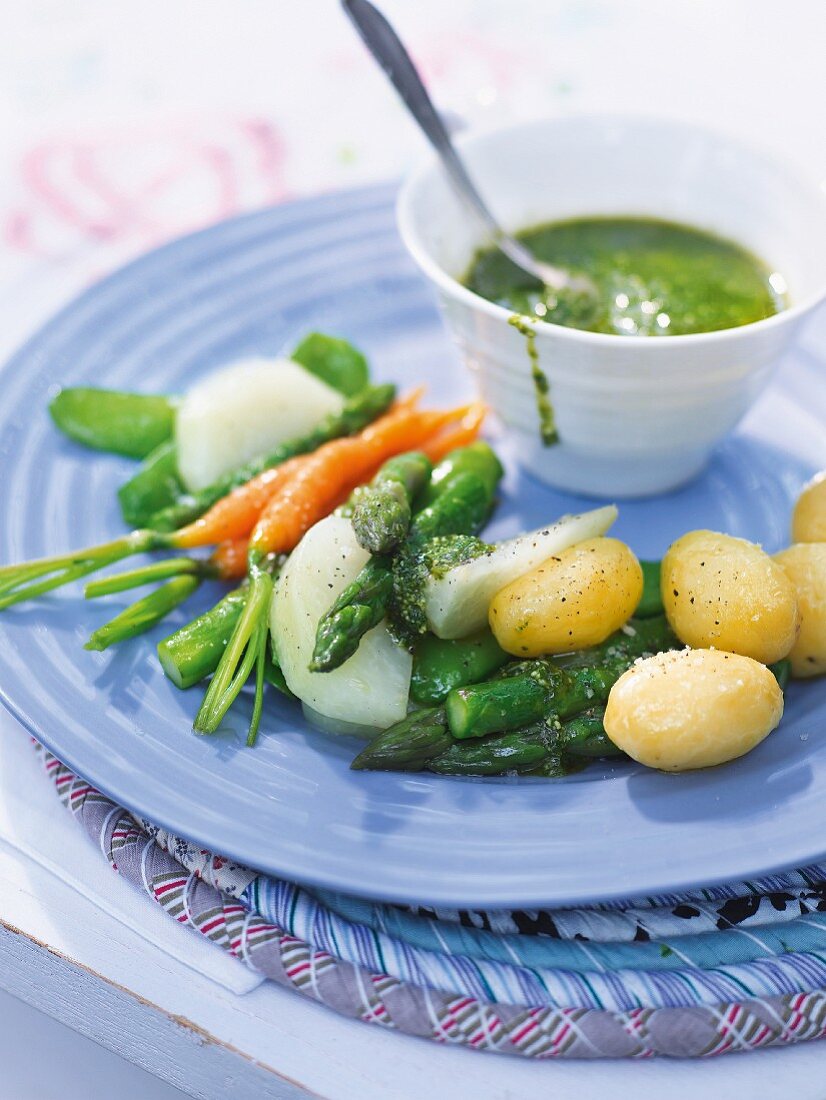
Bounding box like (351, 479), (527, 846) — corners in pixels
(792, 472), (826, 543)
(774, 544), (826, 678)
(604, 649), (783, 772)
(661, 530), (799, 664)
(488, 537), (643, 657)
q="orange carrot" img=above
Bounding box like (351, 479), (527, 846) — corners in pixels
(249, 404), (470, 557)
(210, 539), (250, 580)
(421, 403), (487, 463)
(173, 389), (427, 551)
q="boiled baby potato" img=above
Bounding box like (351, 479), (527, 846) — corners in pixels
(792, 472), (826, 543)
(604, 649), (783, 772)
(661, 530), (798, 664)
(774, 543), (826, 678)
(488, 537), (643, 656)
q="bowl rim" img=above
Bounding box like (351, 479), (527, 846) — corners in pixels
(396, 111), (826, 348)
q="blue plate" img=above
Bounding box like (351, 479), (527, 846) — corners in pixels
(0, 184), (824, 907)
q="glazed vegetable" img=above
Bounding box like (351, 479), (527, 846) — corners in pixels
(559, 709), (623, 759)
(636, 560), (664, 618)
(85, 575), (201, 652)
(0, 386), (397, 611)
(158, 586), (247, 689)
(792, 472), (826, 544)
(311, 443), (503, 672)
(489, 537), (643, 656)
(445, 614), (676, 740)
(774, 544), (826, 677)
(272, 515), (413, 730)
(192, 397), (453, 741)
(661, 529), (799, 664)
(410, 629), (508, 705)
(350, 706), (451, 772)
(49, 387), (176, 458)
(427, 724), (554, 776)
(118, 440), (183, 528)
(351, 451), (432, 554)
(310, 557), (393, 673)
(291, 332), (369, 397)
(149, 383), (396, 532)
(423, 506), (618, 639)
(176, 358), (345, 491)
(604, 649), (784, 771)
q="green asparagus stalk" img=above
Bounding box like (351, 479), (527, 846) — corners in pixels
(158, 586), (247, 689)
(426, 724), (553, 775)
(85, 575), (200, 651)
(350, 706), (452, 771)
(118, 440), (184, 528)
(49, 388), (177, 458)
(636, 560), (664, 618)
(310, 557), (393, 672)
(310, 443), (503, 673)
(147, 382), (396, 532)
(427, 708), (621, 776)
(445, 615), (677, 740)
(410, 628), (508, 705)
(769, 658), (791, 690)
(351, 451), (432, 554)
(559, 708), (622, 758)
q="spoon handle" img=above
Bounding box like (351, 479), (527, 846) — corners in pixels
(340, 0), (498, 235)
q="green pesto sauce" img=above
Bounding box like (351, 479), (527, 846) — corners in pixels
(466, 216), (786, 448)
(508, 315), (558, 445)
(465, 216), (786, 338)
(391, 534), (493, 642)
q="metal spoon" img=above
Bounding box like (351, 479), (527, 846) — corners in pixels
(341, 0), (596, 300)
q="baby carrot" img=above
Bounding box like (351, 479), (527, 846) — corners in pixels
(421, 403), (487, 463)
(248, 405), (469, 558)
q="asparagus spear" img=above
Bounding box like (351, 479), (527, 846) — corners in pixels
(310, 557), (393, 672)
(446, 615), (676, 739)
(158, 587), (247, 689)
(427, 708), (623, 776)
(49, 388), (177, 458)
(410, 628), (508, 705)
(310, 443), (503, 672)
(351, 451), (432, 554)
(350, 706), (451, 771)
(118, 440), (184, 528)
(636, 560), (664, 618)
(559, 708), (622, 758)
(147, 382), (396, 531)
(426, 725), (553, 775)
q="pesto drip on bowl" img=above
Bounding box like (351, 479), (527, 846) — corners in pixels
(464, 216), (788, 336)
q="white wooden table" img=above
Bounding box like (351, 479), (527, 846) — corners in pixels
(1, 2), (825, 1095)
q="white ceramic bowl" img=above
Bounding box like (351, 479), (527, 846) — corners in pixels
(397, 115), (826, 497)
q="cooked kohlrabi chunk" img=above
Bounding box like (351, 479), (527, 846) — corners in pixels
(424, 505), (618, 638)
(176, 357), (344, 491)
(272, 515), (411, 730)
